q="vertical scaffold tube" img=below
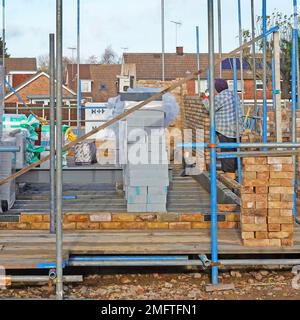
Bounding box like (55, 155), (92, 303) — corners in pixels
(49, 34), (55, 234)
(233, 58), (242, 183)
(207, 0), (218, 285)
(161, 0), (165, 82)
(292, 0), (298, 219)
(196, 26), (201, 95)
(56, 0), (64, 300)
(218, 0), (222, 77)
(262, 0), (268, 144)
(250, 0), (258, 131)
(76, 0), (81, 137)
(237, 0), (244, 113)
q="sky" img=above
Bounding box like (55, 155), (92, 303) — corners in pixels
(4, 0), (296, 63)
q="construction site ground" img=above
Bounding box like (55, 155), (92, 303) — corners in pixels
(0, 268), (299, 300)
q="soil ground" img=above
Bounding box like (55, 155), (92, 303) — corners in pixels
(1, 268), (300, 300)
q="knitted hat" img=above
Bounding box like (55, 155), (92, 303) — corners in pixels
(215, 79), (228, 93)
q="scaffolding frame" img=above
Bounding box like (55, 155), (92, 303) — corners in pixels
(0, 0), (299, 298)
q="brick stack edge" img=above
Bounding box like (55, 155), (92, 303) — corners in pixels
(241, 156), (294, 247)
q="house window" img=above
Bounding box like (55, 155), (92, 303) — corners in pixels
(81, 80), (92, 93)
(195, 80), (208, 94)
(228, 80), (243, 93)
(5, 74), (13, 87)
(256, 80), (264, 90)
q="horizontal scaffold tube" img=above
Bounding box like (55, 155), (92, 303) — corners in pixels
(3, 275), (83, 286)
(217, 150), (300, 159)
(219, 259), (300, 266)
(178, 142), (300, 149)
(0, 146), (20, 153)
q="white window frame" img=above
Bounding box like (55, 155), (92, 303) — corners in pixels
(81, 80), (92, 93)
(256, 80), (264, 91)
(195, 80), (208, 94)
(228, 80), (243, 93)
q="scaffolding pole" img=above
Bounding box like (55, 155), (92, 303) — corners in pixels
(262, 0), (268, 144)
(49, 33), (55, 234)
(207, 0), (218, 286)
(250, 0), (258, 131)
(196, 26), (201, 95)
(161, 0), (165, 82)
(0, 0), (5, 142)
(55, 0), (63, 301)
(76, 0), (81, 137)
(292, 0), (298, 220)
(217, 0), (222, 77)
(237, 0), (244, 113)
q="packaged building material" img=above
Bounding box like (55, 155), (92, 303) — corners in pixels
(74, 140), (97, 165)
(0, 152), (16, 212)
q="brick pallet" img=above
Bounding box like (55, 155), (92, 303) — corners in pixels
(241, 156), (294, 247)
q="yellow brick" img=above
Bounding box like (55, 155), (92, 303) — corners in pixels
(243, 239), (270, 247)
(42, 215), (50, 222)
(191, 222), (211, 229)
(268, 232), (290, 239)
(256, 231), (268, 239)
(267, 157), (293, 164)
(119, 222), (147, 229)
(218, 204), (239, 212)
(180, 214), (204, 222)
(242, 232), (255, 240)
(217, 222), (237, 229)
(280, 209), (293, 217)
(241, 216), (255, 224)
(146, 222), (169, 229)
(269, 179), (293, 187)
(30, 223), (50, 230)
(255, 216), (267, 224)
(270, 172), (294, 179)
(268, 187), (294, 194)
(268, 224), (281, 231)
(244, 165), (269, 172)
(20, 215), (43, 223)
(281, 224), (294, 232)
(112, 214), (136, 222)
(63, 222), (76, 230)
(268, 216), (294, 224)
(268, 202), (293, 209)
(0, 222), (8, 229)
(76, 222), (100, 230)
(65, 214), (89, 223)
(243, 224), (268, 232)
(226, 213), (240, 222)
(6, 223), (30, 230)
(169, 222), (191, 230)
(268, 239), (282, 247)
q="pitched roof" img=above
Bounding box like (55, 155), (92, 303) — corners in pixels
(123, 53), (255, 81)
(5, 72), (76, 100)
(5, 58), (37, 73)
(67, 64), (122, 102)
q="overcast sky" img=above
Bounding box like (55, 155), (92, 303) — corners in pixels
(4, 0), (296, 62)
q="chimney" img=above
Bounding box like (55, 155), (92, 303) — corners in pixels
(176, 46), (184, 56)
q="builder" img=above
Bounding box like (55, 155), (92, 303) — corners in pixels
(203, 79), (243, 173)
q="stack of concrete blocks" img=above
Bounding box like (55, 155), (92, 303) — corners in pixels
(0, 136), (17, 212)
(241, 156), (294, 247)
(122, 103), (169, 213)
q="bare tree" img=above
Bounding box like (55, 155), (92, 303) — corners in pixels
(37, 55), (72, 84)
(86, 55), (100, 64)
(37, 54), (49, 73)
(100, 46), (119, 64)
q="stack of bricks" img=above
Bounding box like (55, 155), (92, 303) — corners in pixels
(241, 156), (294, 247)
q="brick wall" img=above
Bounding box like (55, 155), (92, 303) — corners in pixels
(241, 156), (294, 247)
(182, 96), (210, 170)
(0, 205), (240, 230)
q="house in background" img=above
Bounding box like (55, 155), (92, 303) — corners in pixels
(5, 72), (77, 123)
(5, 57), (37, 89)
(123, 47), (273, 100)
(66, 64), (122, 103)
